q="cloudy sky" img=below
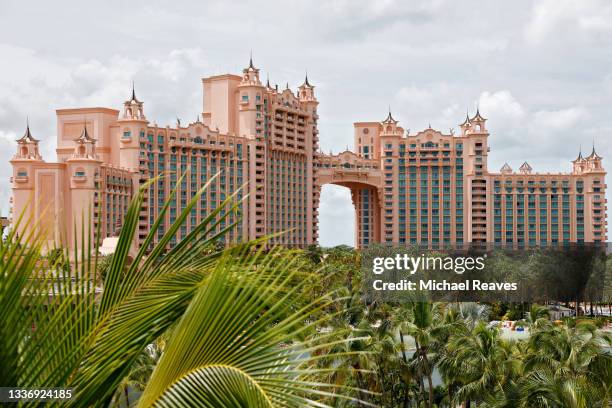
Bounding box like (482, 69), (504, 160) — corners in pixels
(1, 0), (611, 246)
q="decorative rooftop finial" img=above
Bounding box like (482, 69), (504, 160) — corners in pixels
(472, 105), (485, 121)
(588, 138), (601, 159)
(519, 161), (532, 174)
(249, 50), (254, 69)
(177, 117), (181, 127)
(461, 109), (471, 126)
(17, 116), (39, 142)
(383, 106), (396, 123)
(428, 123), (432, 129)
(304, 70), (311, 87)
(286, 82), (289, 90)
(75, 117), (93, 142)
(127, 81), (141, 104)
(500, 162), (513, 174)
(266, 75), (271, 88)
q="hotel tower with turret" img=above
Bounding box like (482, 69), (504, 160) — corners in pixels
(9, 59), (607, 250)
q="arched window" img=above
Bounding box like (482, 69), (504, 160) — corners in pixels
(20, 146), (28, 156)
(78, 145), (86, 156)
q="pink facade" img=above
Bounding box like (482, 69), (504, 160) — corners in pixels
(340, 110), (607, 247)
(10, 60), (319, 250)
(9, 60), (607, 251)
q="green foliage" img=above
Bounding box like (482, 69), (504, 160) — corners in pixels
(301, 245), (612, 407)
(0, 177), (369, 407)
(3, 187), (612, 407)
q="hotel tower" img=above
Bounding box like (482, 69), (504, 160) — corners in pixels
(9, 60), (607, 250)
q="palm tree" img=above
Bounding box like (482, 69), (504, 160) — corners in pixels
(399, 302), (449, 408)
(307, 283), (378, 407)
(456, 302), (490, 330)
(441, 322), (521, 407)
(525, 303), (550, 329)
(0, 175), (369, 407)
(111, 338), (164, 407)
(515, 320), (612, 407)
(391, 303), (418, 408)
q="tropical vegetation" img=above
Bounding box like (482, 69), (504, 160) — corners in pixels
(1, 177), (611, 407)
(304, 246), (612, 407)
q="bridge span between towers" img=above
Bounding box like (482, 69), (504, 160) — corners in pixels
(314, 150), (383, 247)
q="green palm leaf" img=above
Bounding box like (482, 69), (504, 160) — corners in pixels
(0, 172), (370, 407)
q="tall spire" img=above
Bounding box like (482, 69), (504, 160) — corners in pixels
(588, 138), (601, 159)
(472, 106), (485, 121)
(128, 81), (140, 103)
(575, 144), (583, 161)
(17, 117), (39, 142)
(303, 70), (312, 87)
(382, 106), (397, 124)
(240, 52), (261, 85)
(76, 119), (93, 141)
(460, 109), (471, 126)
(248, 50), (255, 70)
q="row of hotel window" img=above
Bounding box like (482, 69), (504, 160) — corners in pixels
(128, 131), (246, 149)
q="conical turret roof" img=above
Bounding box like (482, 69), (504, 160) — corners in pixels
(16, 120), (39, 143)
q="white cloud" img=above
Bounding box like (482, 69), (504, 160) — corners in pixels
(525, 0), (612, 44)
(532, 107), (589, 130)
(0, 131), (17, 144)
(395, 82), (451, 108)
(477, 91), (525, 121)
(1, 0), (612, 246)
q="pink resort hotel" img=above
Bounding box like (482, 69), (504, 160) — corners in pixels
(9, 59), (608, 251)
